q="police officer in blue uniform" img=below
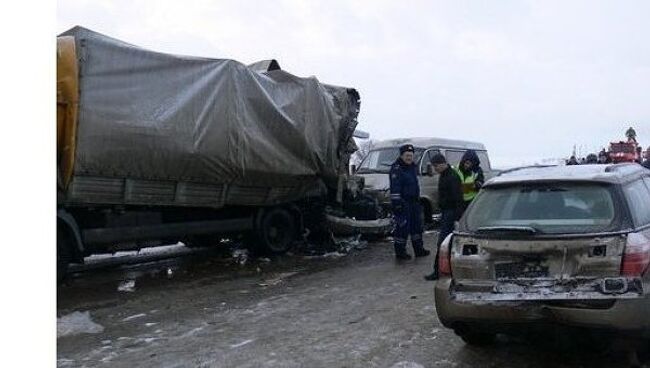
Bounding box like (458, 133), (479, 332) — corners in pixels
(390, 144), (431, 260)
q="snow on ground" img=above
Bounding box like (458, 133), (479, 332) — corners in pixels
(85, 243), (187, 263)
(390, 362), (425, 368)
(57, 311), (104, 338)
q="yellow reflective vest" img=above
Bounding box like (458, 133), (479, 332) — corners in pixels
(454, 168), (479, 202)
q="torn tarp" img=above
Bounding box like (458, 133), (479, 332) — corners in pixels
(58, 27), (360, 207)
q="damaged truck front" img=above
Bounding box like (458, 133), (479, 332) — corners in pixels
(434, 164), (650, 345)
(57, 27), (388, 281)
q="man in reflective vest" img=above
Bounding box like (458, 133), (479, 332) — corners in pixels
(389, 144), (431, 260)
(455, 150), (485, 212)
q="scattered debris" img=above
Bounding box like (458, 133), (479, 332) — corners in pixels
(260, 271), (302, 287)
(232, 248), (249, 265)
(331, 233), (368, 253)
(259, 257), (271, 263)
(57, 311), (104, 338)
(230, 339), (254, 348)
(117, 279), (136, 292)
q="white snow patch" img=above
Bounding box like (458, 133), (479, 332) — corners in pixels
(230, 339), (254, 348)
(145, 322), (158, 327)
(180, 326), (205, 338)
(122, 313), (147, 322)
(117, 279), (136, 292)
(57, 311), (104, 338)
(391, 362), (425, 368)
(435, 359), (458, 366)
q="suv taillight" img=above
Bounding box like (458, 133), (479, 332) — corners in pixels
(438, 234), (453, 276)
(621, 232), (650, 277)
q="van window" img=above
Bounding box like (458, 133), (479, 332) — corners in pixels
(420, 149), (440, 174)
(357, 147), (424, 174)
(445, 150), (465, 167)
(625, 179), (650, 227)
(476, 151), (491, 171)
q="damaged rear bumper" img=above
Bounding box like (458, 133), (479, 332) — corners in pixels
(452, 276), (644, 302)
(434, 277), (650, 332)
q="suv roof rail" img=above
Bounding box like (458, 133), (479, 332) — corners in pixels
(496, 165), (557, 176)
(604, 163), (640, 173)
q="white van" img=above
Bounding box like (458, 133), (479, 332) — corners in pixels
(355, 137), (495, 224)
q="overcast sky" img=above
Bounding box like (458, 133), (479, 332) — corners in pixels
(58, 0), (650, 168)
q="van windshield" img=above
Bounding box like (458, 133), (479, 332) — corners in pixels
(463, 183), (619, 235)
(357, 148), (424, 174)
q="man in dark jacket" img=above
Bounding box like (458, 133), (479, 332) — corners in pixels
(389, 144), (431, 260)
(456, 149), (485, 212)
(425, 153), (463, 281)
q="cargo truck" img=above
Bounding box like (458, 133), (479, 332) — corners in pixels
(57, 27), (385, 281)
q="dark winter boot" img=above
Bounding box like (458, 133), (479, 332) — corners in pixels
(414, 248), (431, 257)
(395, 252), (412, 261)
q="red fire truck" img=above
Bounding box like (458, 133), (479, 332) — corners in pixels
(608, 139), (639, 163)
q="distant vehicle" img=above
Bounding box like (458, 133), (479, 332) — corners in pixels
(609, 140), (640, 163)
(435, 164), (650, 347)
(355, 137), (496, 224)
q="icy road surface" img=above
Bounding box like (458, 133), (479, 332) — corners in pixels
(58, 233), (645, 367)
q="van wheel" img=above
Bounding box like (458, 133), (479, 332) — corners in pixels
(454, 327), (496, 346)
(256, 208), (296, 254)
(57, 230), (73, 283)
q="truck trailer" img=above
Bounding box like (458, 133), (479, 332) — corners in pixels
(57, 27), (375, 281)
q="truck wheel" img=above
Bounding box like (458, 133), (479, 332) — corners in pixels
(57, 229), (73, 283)
(257, 208), (296, 254)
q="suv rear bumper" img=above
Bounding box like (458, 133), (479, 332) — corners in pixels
(435, 277), (650, 333)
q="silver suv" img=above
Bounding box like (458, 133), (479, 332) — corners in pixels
(435, 164), (650, 345)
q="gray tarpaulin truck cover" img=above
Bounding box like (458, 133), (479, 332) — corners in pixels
(59, 27), (360, 208)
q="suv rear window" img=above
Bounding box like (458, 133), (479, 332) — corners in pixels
(463, 183), (619, 234)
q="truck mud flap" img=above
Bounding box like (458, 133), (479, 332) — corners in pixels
(325, 214), (392, 236)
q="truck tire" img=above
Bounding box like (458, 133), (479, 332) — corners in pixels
(57, 229), (73, 283)
(256, 208), (296, 254)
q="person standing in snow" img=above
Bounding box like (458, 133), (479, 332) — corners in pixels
(455, 150), (485, 212)
(424, 153), (463, 281)
(389, 144), (431, 261)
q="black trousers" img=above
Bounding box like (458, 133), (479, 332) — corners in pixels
(433, 209), (457, 274)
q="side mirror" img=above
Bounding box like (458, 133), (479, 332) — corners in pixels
(426, 163), (434, 177)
